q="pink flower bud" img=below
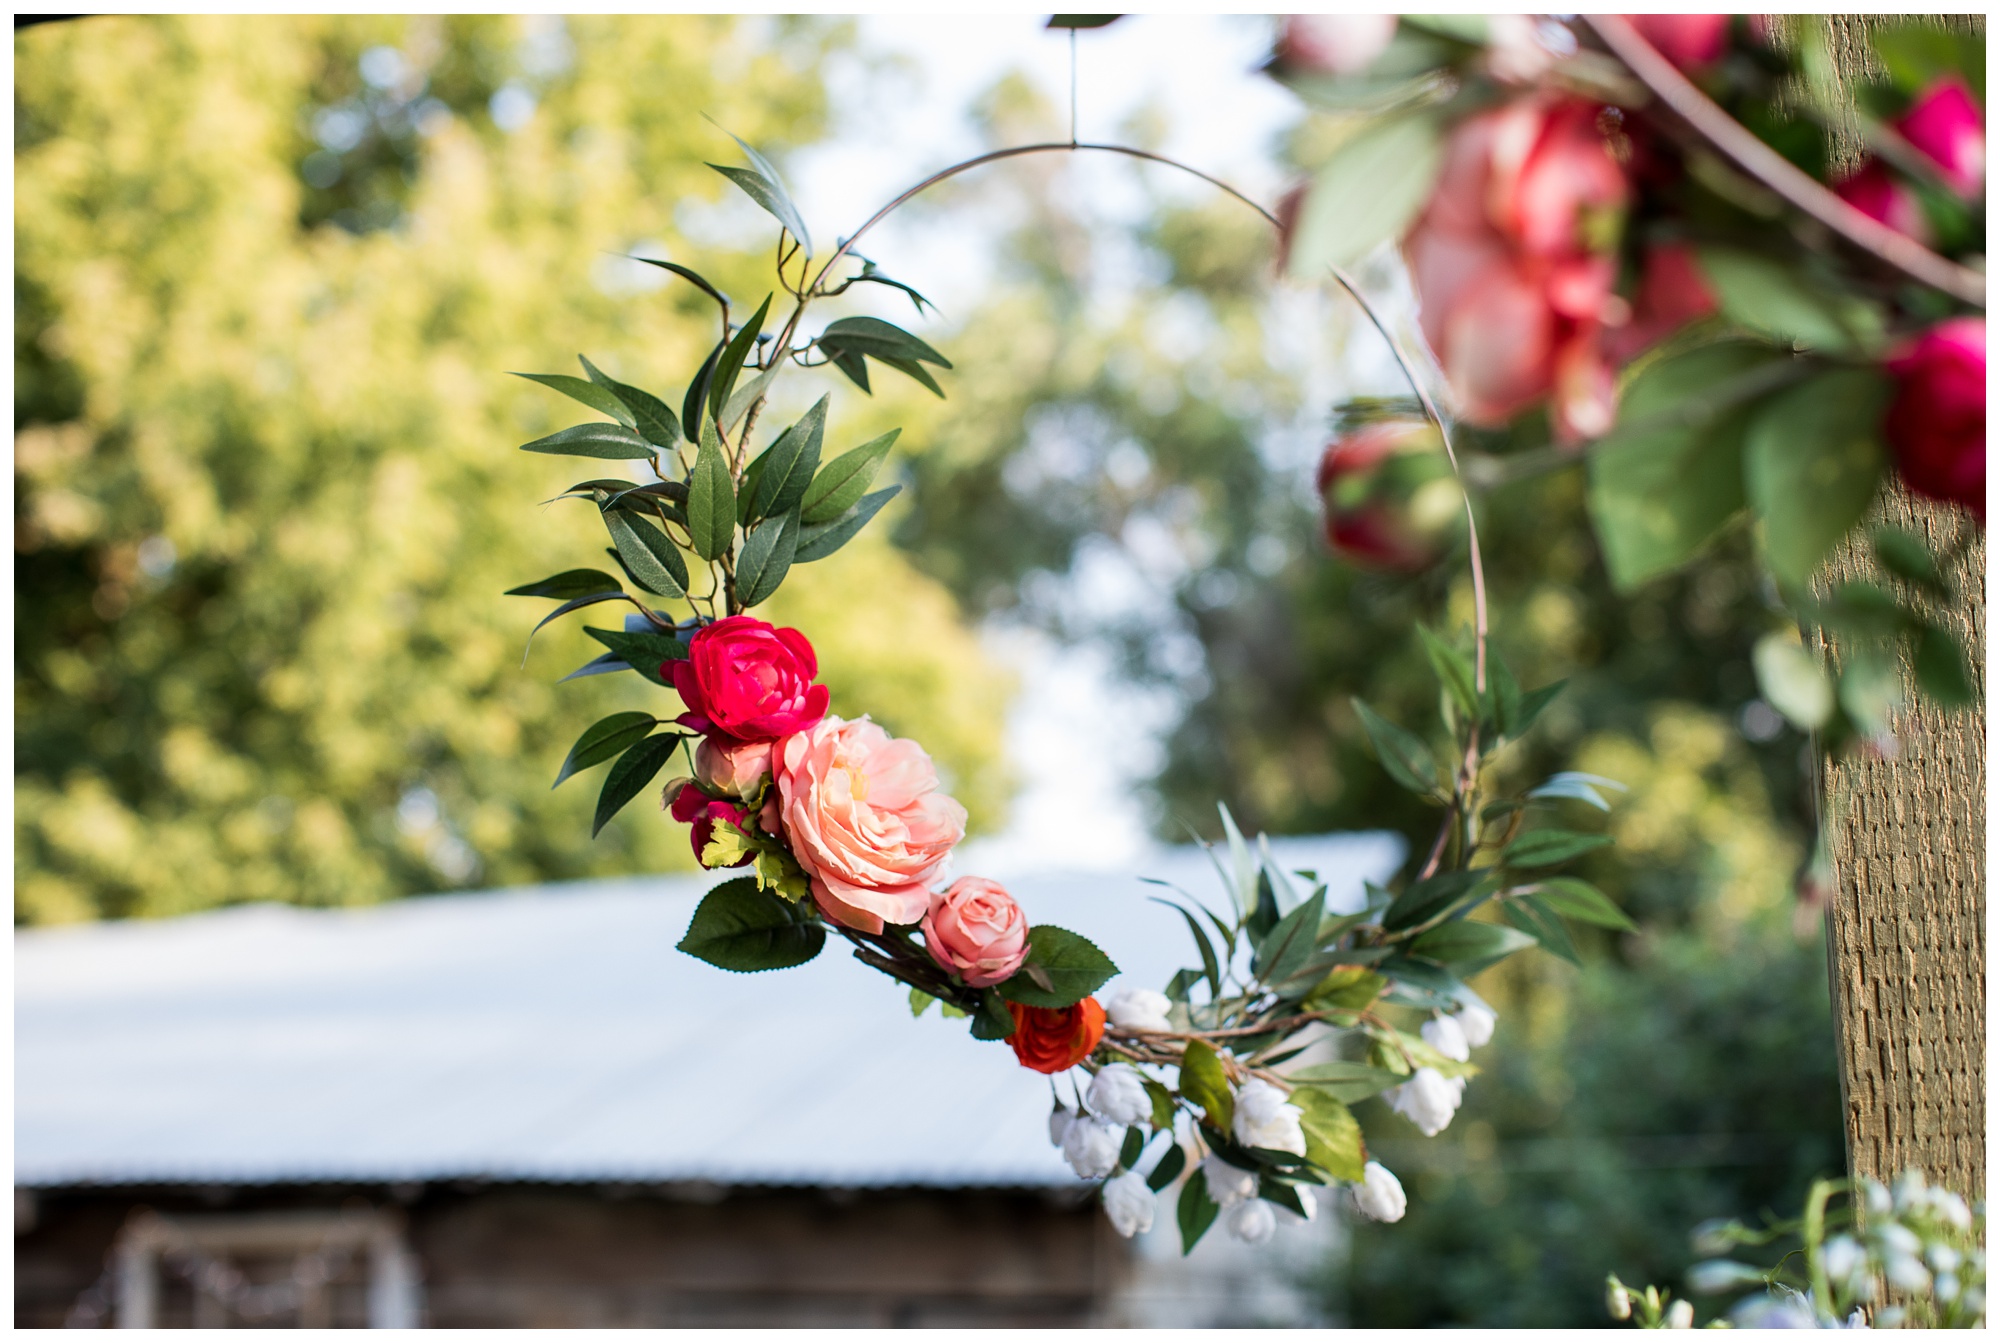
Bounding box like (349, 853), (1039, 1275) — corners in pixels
(667, 784), (752, 870)
(1835, 160), (1934, 245)
(693, 736), (773, 799)
(922, 876), (1030, 988)
(1896, 76), (1984, 197)
(1884, 318), (1984, 517)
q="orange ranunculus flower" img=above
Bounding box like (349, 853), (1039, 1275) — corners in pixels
(1007, 997), (1106, 1074)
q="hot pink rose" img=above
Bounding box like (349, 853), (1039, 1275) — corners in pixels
(670, 615), (830, 744)
(1606, 242), (1719, 364)
(1896, 76), (1984, 197)
(1835, 160), (1934, 244)
(1316, 421), (1459, 572)
(922, 876), (1031, 988)
(1884, 318), (1984, 517)
(1403, 96), (1631, 441)
(694, 736), (773, 799)
(774, 716), (968, 933)
(668, 784), (753, 870)
(1275, 14), (1396, 76)
(1623, 15), (1731, 73)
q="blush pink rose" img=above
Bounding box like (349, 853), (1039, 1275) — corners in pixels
(774, 716), (968, 933)
(670, 615), (830, 744)
(923, 877), (1031, 988)
(1403, 96), (1631, 442)
(667, 784), (752, 870)
(694, 736), (773, 799)
(1896, 76), (1984, 197)
(1884, 317), (1984, 517)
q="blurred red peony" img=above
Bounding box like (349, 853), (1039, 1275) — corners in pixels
(1315, 421), (1462, 571)
(1883, 317), (1984, 516)
(923, 876), (1030, 989)
(1274, 14), (1396, 75)
(1897, 76), (1984, 197)
(667, 784), (753, 870)
(1007, 997), (1106, 1073)
(670, 615), (830, 744)
(1622, 14), (1731, 72)
(1403, 96), (1632, 442)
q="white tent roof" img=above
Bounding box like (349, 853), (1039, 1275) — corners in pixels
(15, 834), (1401, 1190)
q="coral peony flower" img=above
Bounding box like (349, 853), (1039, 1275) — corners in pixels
(1275, 13), (1396, 76)
(693, 735), (773, 799)
(1835, 160), (1934, 244)
(1623, 14), (1731, 72)
(1007, 997), (1106, 1073)
(670, 615), (830, 744)
(1897, 76), (1984, 197)
(1316, 421), (1463, 572)
(922, 876), (1030, 988)
(667, 784), (753, 870)
(774, 715), (967, 933)
(1403, 96), (1631, 442)
(1884, 317), (1984, 516)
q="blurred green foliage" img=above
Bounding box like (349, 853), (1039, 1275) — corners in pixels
(14, 15), (1011, 924)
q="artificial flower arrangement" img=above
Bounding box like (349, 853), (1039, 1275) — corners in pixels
(507, 130), (1637, 1252)
(1274, 14), (1984, 756)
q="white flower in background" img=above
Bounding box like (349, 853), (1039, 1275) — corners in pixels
(1454, 999), (1498, 1048)
(1227, 1199), (1277, 1244)
(1101, 1171), (1155, 1238)
(1884, 1253), (1932, 1295)
(1927, 1244), (1961, 1274)
(1048, 1105), (1076, 1148)
(1421, 1013), (1471, 1063)
(1062, 1117), (1121, 1179)
(1201, 1155), (1257, 1209)
(1106, 988), (1173, 1033)
(1930, 1187), (1974, 1230)
(1891, 1168), (1928, 1214)
(1087, 1065), (1153, 1127)
(1272, 1184), (1317, 1225)
(1388, 1066), (1462, 1136)
(1862, 1178), (1894, 1217)
(1663, 1298), (1695, 1329)
(1875, 1222), (1921, 1257)
(1821, 1234), (1865, 1288)
(1232, 1079), (1308, 1155)
(1352, 1161), (1407, 1223)
(1936, 1272), (1962, 1303)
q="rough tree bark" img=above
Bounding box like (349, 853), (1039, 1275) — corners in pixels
(1810, 15), (1985, 1201)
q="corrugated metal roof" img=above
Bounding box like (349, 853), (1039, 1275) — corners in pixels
(15, 834), (1401, 1190)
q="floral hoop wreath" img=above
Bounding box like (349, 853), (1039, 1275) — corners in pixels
(505, 117), (1635, 1251)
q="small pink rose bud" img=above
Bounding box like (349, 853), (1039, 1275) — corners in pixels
(921, 876), (1031, 988)
(693, 736), (773, 799)
(1896, 76), (1984, 198)
(1884, 317), (1984, 517)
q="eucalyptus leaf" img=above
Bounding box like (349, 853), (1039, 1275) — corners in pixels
(604, 510), (689, 600)
(802, 430), (899, 524)
(686, 418), (736, 561)
(748, 396), (827, 523)
(580, 356), (681, 447)
(793, 485), (900, 563)
(554, 712), (659, 788)
(734, 509), (800, 609)
(709, 294), (772, 423)
(1503, 829), (1612, 867)
(520, 423), (656, 460)
(506, 569), (624, 600)
(512, 372), (636, 428)
(709, 131), (812, 256)
(1531, 876), (1637, 931)
(1351, 699), (1441, 796)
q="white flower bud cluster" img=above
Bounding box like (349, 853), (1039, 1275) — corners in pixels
(1384, 996), (1499, 1138)
(1052, 1064), (1166, 1238)
(1106, 987), (1173, 1033)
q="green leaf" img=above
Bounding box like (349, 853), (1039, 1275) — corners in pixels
(682, 340), (724, 445)
(846, 260), (935, 316)
(1753, 632), (1834, 729)
(520, 423), (657, 460)
(512, 372), (635, 428)
(604, 510), (689, 600)
(633, 257), (730, 309)
(734, 508), (799, 609)
(1418, 624), (1480, 721)
(1532, 876), (1637, 931)
(997, 925), (1119, 1008)
(1285, 111), (1444, 278)
(802, 430), (899, 525)
(1587, 342), (1783, 591)
(969, 988), (1016, 1040)
(1914, 622), (1975, 707)
(1503, 829), (1612, 867)
(1382, 869), (1488, 930)
(1253, 889), (1325, 989)
(1525, 771), (1627, 811)
(522, 592), (643, 654)
(1409, 919), (1539, 970)
(1870, 526), (1950, 595)
(793, 485), (901, 563)
(817, 316), (951, 367)
(1178, 1039), (1234, 1132)
(747, 396), (827, 523)
(708, 294), (772, 423)
(1147, 1142), (1187, 1193)
(1487, 655), (1522, 737)
(506, 569), (624, 600)
(1515, 679), (1567, 735)
(1292, 1089), (1366, 1183)
(1744, 368), (1890, 587)
(592, 733), (684, 838)
(1351, 699), (1440, 796)
(1119, 1126), (1146, 1170)
(1837, 650), (1902, 737)
(676, 875), (825, 972)
(1501, 895), (1581, 966)
(721, 361), (781, 435)
(1285, 1059), (1403, 1104)
(1300, 966), (1385, 1013)
(580, 356), (680, 447)
(554, 711), (659, 788)
(1148, 897), (1221, 999)
(873, 353), (946, 399)
(583, 626), (690, 687)
(1176, 1170), (1221, 1255)
(1379, 957), (1469, 1011)
(709, 132), (812, 256)
(909, 987), (935, 1017)
(1143, 1078), (1179, 1131)
(1696, 247), (1881, 353)
(686, 417), (736, 562)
